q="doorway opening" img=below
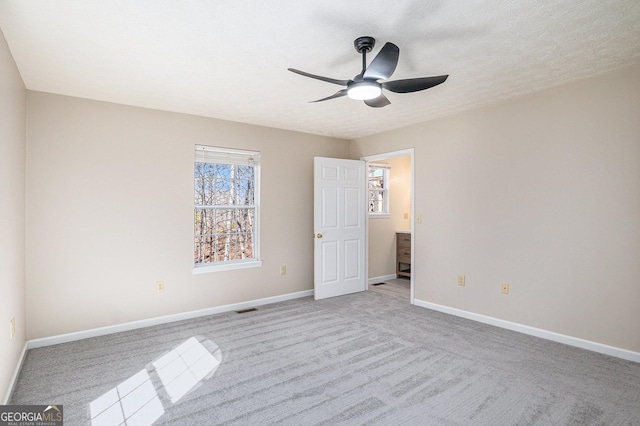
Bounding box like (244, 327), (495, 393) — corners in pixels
(362, 149), (414, 304)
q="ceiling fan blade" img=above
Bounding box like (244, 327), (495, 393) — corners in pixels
(382, 75), (448, 93)
(288, 68), (351, 86)
(310, 89), (348, 103)
(363, 42), (399, 80)
(364, 94), (391, 108)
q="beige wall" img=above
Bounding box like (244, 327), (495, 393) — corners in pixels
(351, 66), (640, 352)
(388, 156), (411, 233)
(0, 29), (26, 402)
(25, 92), (348, 339)
(368, 156), (411, 279)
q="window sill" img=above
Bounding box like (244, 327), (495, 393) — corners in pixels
(369, 213), (391, 219)
(193, 260), (263, 274)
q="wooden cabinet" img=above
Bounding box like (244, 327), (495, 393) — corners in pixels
(396, 232), (411, 278)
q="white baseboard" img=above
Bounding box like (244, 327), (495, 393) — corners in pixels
(3, 341), (28, 404)
(413, 298), (640, 364)
(28, 290), (314, 349)
(368, 274), (397, 286)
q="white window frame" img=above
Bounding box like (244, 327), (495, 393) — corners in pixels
(193, 145), (263, 274)
(368, 162), (390, 218)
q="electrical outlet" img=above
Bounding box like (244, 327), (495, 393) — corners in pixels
(280, 265), (286, 275)
(156, 280), (165, 293)
(502, 282), (509, 294)
(404, 212), (409, 220)
(10, 317), (15, 339)
(458, 275), (465, 286)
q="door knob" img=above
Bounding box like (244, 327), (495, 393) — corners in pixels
(317, 233), (323, 238)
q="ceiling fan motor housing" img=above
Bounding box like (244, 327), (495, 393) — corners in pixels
(354, 36), (376, 53)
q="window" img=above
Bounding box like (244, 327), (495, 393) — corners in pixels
(368, 163), (390, 216)
(194, 145), (261, 272)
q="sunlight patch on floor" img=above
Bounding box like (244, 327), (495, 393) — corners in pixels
(151, 337), (221, 403)
(89, 336), (221, 426)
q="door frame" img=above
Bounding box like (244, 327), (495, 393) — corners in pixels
(361, 148), (415, 304)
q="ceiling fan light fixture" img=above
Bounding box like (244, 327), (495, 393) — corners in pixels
(288, 37), (447, 107)
(347, 81), (381, 100)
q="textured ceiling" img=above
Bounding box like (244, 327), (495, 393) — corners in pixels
(1, 1), (639, 140)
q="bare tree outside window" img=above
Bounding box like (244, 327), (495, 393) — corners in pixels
(368, 164), (390, 214)
(194, 147), (259, 266)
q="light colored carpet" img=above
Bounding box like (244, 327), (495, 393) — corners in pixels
(10, 289), (640, 425)
(369, 277), (410, 301)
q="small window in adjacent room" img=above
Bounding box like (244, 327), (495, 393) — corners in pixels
(193, 145), (262, 273)
(368, 163), (390, 216)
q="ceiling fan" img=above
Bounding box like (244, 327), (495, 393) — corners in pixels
(288, 36), (448, 108)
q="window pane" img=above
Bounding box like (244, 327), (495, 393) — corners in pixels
(195, 162), (255, 207)
(369, 190), (385, 213)
(368, 165), (389, 214)
(194, 207), (255, 264)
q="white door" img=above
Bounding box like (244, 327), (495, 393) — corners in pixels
(314, 157), (366, 300)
